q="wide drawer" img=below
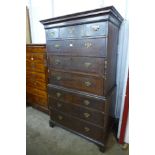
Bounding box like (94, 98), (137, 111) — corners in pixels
(26, 53), (45, 64)
(26, 71), (47, 90)
(46, 37), (107, 57)
(49, 70), (104, 95)
(49, 97), (105, 127)
(48, 55), (105, 75)
(48, 85), (105, 112)
(26, 61), (45, 73)
(27, 93), (47, 107)
(26, 46), (46, 53)
(50, 109), (105, 143)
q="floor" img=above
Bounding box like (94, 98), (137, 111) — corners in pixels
(26, 107), (129, 155)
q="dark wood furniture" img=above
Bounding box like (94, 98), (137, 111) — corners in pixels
(26, 44), (48, 113)
(41, 6), (123, 152)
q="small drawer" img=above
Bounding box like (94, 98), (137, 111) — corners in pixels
(48, 55), (105, 75)
(26, 53), (45, 64)
(84, 22), (107, 37)
(46, 28), (59, 40)
(49, 98), (105, 127)
(50, 109), (105, 143)
(60, 25), (83, 38)
(48, 85), (106, 112)
(49, 70), (104, 95)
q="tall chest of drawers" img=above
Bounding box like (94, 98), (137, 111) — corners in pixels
(26, 44), (48, 113)
(41, 6), (123, 152)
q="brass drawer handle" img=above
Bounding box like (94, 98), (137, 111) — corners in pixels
(84, 42), (92, 48)
(84, 81), (91, 87)
(84, 62), (91, 68)
(69, 43), (73, 47)
(83, 100), (90, 106)
(50, 31), (55, 37)
(56, 92), (61, 98)
(84, 127), (90, 132)
(58, 115), (63, 120)
(55, 59), (60, 64)
(55, 44), (60, 48)
(31, 57), (34, 61)
(83, 113), (90, 118)
(56, 76), (61, 80)
(57, 103), (62, 108)
(91, 25), (100, 31)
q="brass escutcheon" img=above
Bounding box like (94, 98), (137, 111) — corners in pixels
(83, 113), (90, 118)
(56, 92), (61, 98)
(83, 100), (90, 106)
(84, 62), (91, 68)
(84, 81), (91, 87)
(91, 25), (100, 31)
(84, 127), (90, 132)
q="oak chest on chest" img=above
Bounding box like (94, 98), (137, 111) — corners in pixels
(41, 6), (123, 152)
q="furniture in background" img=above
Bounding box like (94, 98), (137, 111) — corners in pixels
(26, 44), (48, 113)
(41, 6), (123, 152)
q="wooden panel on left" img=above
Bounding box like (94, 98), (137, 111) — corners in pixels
(26, 44), (48, 113)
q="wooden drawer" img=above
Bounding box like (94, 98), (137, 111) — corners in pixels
(26, 86), (47, 99)
(26, 71), (47, 90)
(49, 70), (104, 95)
(48, 55), (105, 75)
(60, 25), (83, 38)
(50, 109), (105, 143)
(27, 93), (47, 107)
(84, 22), (107, 37)
(46, 37), (107, 57)
(49, 97), (105, 127)
(46, 28), (59, 40)
(26, 53), (45, 64)
(27, 46), (45, 53)
(48, 85), (105, 112)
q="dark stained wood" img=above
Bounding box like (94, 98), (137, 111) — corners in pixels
(41, 6), (123, 152)
(48, 55), (105, 75)
(49, 70), (104, 95)
(46, 37), (107, 57)
(49, 109), (106, 143)
(26, 44), (48, 112)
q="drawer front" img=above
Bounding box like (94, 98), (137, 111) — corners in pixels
(26, 47), (45, 53)
(48, 55), (105, 75)
(26, 71), (46, 90)
(26, 53), (45, 64)
(27, 93), (47, 107)
(46, 28), (59, 40)
(26, 86), (47, 99)
(84, 22), (107, 37)
(46, 38), (106, 57)
(60, 25), (83, 38)
(26, 61), (45, 73)
(49, 70), (104, 95)
(49, 97), (105, 127)
(50, 109), (105, 143)
(48, 85), (105, 111)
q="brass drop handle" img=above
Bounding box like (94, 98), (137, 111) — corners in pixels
(84, 62), (91, 68)
(57, 103), (62, 108)
(58, 115), (63, 120)
(55, 44), (60, 48)
(91, 25), (100, 31)
(83, 100), (90, 106)
(84, 42), (92, 48)
(56, 92), (61, 98)
(50, 31), (55, 37)
(84, 127), (90, 132)
(83, 113), (90, 118)
(55, 59), (60, 64)
(84, 81), (91, 87)
(56, 76), (61, 80)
